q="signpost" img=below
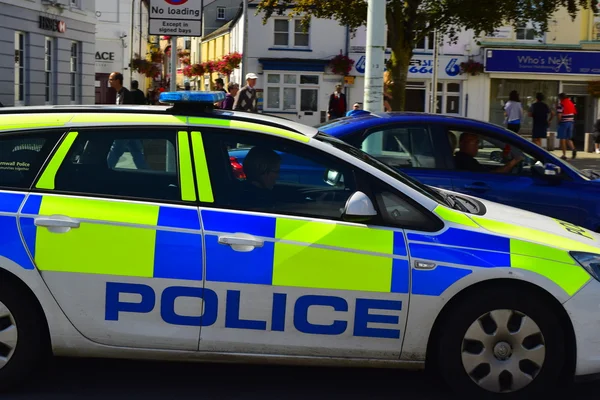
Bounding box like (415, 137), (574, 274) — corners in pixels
(149, 0), (203, 91)
(149, 0), (203, 36)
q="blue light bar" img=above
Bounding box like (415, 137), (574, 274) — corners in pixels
(159, 91), (226, 104)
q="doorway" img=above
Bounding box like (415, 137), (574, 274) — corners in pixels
(95, 73), (116, 104)
(570, 95), (591, 144)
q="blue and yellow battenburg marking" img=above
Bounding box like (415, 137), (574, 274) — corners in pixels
(0, 191), (36, 270)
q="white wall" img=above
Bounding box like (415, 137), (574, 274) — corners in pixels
(229, 14), (244, 86)
(95, 0), (147, 90)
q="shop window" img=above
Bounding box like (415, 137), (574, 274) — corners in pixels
(14, 32), (26, 106)
(265, 73), (320, 113)
(415, 32), (435, 51)
(273, 19), (310, 48)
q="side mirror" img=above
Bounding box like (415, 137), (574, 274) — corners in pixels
(490, 150), (503, 163)
(342, 191), (377, 223)
(323, 168), (342, 186)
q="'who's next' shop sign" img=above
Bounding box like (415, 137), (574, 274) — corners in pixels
(149, 0), (202, 37)
(485, 48), (600, 76)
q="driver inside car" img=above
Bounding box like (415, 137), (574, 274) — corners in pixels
(239, 146), (281, 209)
(454, 132), (523, 174)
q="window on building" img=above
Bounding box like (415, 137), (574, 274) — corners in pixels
(415, 32), (435, 51)
(14, 32), (25, 105)
(216, 6), (225, 20)
(273, 19), (310, 47)
(53, 129), (181, 202)
(431, 81), (462, 115)
(44, 38), (53, 104)
(265, 72), (320, 113)
(516, 22), (543, 42)
(70, 42), (79, 103)
(70, 0), (79, 8)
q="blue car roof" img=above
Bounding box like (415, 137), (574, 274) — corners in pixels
(318, 112), (507, 137)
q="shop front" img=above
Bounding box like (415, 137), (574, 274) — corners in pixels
(484, 48), (600, 142)
(348, 52), (469, 115)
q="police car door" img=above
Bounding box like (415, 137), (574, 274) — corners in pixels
(19, 127), (203, 351)
(193, 129), (409, 359)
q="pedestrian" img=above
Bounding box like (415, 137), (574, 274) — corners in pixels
(130, 80), (146, 105)
(328, 83), (347, 120)
(504, 90), (523, 134)
(214, 78), (227, 93)
(222, 82), (239, 110)
(528, 92), (554, 148)
(233, 73), (258, 113)
(556, 92), (577, 160)
(592, 119), (600, 154)
(346, 103), (369, 117)
(109, 72), (133, 105)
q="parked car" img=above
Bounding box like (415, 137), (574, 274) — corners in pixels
(314, 112), (600, 232)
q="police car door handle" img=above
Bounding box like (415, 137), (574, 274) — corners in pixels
(218, 235), (264, 252)
(34, 215), (81, 233)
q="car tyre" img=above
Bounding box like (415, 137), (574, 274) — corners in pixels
(0, 279), (49, 392)
(436, 285), (565, 399)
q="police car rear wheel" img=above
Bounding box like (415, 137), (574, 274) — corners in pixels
(436, 286), (565, 399)
(0, 279), (49, 391)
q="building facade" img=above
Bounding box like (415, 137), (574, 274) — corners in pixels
(476, 7), (600, 142)
(0, 0), (96, 106)
(95, 0), (149, 104)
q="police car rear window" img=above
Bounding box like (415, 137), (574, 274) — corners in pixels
(0, 131), (61, 190)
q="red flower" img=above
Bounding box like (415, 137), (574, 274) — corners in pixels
(329, 54), (354, 76)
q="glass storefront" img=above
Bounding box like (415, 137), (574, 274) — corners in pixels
(489, 79), (559, 133)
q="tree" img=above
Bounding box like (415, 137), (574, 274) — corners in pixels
(256, 0), (596, 111)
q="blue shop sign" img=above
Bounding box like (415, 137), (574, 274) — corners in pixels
(484, 48), (600, 76)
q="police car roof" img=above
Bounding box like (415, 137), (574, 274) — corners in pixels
(0, 104), (320, 138)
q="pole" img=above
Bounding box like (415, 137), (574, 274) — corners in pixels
(241, 0), (248, 81)
(430, 28), (439, 113)
(170, 36), (177, 91)
(364, 0), (386, 113)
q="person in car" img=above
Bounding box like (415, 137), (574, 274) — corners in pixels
(240, 146), (281, 208)
(454, 132), (522, 174)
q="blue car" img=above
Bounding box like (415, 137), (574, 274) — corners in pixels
(315, 112), (600, 231)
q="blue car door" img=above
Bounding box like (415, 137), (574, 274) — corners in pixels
(357, 123), (455, 191)
(446, 126), (584, 225)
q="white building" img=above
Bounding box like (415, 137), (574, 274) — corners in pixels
(0, 0), (96, 106)
(94, 0), (149, 104)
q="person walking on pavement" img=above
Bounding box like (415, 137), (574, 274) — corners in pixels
(234, 73), (258, 113)
(130, 80), (146, 105)
(328, 83), (347, 120)
(528, 92), (554, 148)
(504, 90), (523, 134)
(557, 92), (577, 160)
(109, 72), (133, 105)
(222, 82), (239, 110)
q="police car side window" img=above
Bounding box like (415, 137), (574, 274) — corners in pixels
(0, 131), (62, 190)
(373, 183), (441, 231)
(203, 130), (357, 220)
(52, 129), (181, 202)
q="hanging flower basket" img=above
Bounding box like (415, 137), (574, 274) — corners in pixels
(180, 55), (191, 65)
(202, 60), (218, 74)
(161, 36), (171, 41)
(460, 59), (484, 76)
(150, 48), (164, 63)
(177, 49), (191, 58)
(130, 56), (161, 79)
(328, 54), (355, 76)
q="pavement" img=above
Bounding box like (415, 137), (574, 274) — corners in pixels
(3, 356), (600, 399)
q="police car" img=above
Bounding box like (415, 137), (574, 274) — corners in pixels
(0, 92), (599, 398)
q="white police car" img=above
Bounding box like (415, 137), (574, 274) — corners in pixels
(0, 92), (599, 398)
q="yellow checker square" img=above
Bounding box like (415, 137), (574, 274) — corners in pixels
(35, 222), (156, 277)
(275, 219), (393, 254)
(510, 254), (590, 296)
(273, 242), (393, 293)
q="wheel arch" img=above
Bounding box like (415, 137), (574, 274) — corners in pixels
(0, 267), (52, 356)
(424, 278), (577, 381)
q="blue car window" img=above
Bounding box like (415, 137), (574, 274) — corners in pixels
(361, 125), (438, 169)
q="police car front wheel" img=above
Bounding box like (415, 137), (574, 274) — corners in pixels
(436, 285), (566, 398)
(0, 278), (49, 391)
